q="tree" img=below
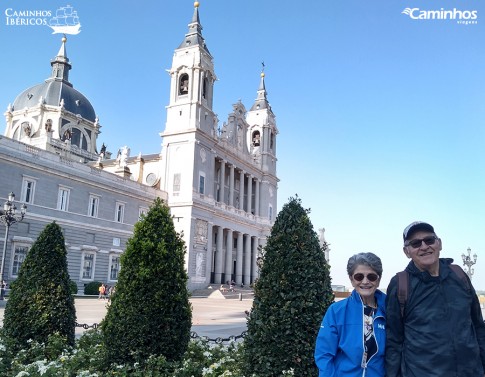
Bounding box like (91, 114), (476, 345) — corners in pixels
(3, 221), (76, 355)
(243, 196), (334, 376)
(101, 198), (192, 365)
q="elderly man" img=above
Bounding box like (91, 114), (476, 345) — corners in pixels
(386, 221), (485, 377)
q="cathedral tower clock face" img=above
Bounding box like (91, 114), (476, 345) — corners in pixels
(146, 173), (158, 186)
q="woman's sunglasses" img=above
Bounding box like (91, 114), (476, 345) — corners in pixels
(352, 273), (379, 282)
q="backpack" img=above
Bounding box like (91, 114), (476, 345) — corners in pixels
(396, 264), (470, 317)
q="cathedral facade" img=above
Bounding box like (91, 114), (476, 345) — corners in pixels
(2, 3), (278, 291)
(160, 3), (278, 289)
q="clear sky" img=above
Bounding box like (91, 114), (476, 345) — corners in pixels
(2, 0), (485, 290)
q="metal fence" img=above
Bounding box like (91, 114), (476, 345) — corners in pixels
(75, 322), (246, 344)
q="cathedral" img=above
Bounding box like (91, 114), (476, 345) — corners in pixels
(1, 2), (278, 291)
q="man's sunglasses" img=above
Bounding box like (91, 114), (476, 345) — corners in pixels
(405, 236), (438, 249)
(352, 273), (379, 282)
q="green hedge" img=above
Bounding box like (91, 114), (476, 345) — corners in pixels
(84, 281), (103, 295)
(69, 280), (78, 294)
(243, 196), (334, 376)
(102, 198), (191, 366)
(2, 222), (76, 358)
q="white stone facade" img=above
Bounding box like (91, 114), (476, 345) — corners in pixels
(1, 3), (278, 291)
(0, 136), (165, 292)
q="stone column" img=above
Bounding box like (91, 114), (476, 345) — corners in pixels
(263, 126), (270, 150)
(205, 222), (213, 282)
(239, 170), (244, 210)
(229, 164), (234, 207)
(254, 179), (260, 216)
(219, 160), (225, 203)
(236, 232), (243, 285)
(244, 234), (252, 286)
(246, 174), (253, 214)
(251, 237), (259, 283)
(214, 226), (223, 284)
(224, 229), (233, 284)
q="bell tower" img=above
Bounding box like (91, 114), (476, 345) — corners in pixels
(245, 69), (278, 221)
(163, 1), (217, 137)
(246, 70), (278, 177)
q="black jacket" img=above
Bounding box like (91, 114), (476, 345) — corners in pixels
(386, 258), (485, 377)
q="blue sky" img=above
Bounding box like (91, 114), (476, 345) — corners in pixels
(1, 0), (485, 290)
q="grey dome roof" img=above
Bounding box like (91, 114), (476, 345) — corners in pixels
(13, 80), (96, 122)
(11, 37), (96, 122)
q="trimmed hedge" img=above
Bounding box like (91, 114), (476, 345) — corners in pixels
(101, 198), (192, 366)
(69, 280), (78, 295)
(243, 196), (334, 376)
(2, 222), (76, 360)
(84, 281), (103, 295)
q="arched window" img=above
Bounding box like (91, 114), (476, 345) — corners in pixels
(203, 77), (208, 99)
(252, 130), (261, 147)
(64, 127), (88, 150)
(179, 73), (189, 95)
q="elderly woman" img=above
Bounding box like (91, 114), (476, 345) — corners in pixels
(315, 252), (386, 377)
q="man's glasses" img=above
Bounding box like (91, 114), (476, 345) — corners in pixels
(352, 273), (379, 282)
(405, 236), (438, 249)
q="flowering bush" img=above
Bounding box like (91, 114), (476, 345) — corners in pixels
(0, 330), (291, 376)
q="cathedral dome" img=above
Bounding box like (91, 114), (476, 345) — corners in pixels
(12, 80), (96, 122)
(11, 36), (96, 122)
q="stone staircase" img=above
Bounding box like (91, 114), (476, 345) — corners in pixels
(192, 285), (254, 300)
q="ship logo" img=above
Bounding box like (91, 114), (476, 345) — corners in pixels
(48, 5), (81, 35)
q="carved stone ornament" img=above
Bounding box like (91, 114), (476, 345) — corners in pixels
(195, 219), (208, 243)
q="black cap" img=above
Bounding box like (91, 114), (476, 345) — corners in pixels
(403, 221), (435, 241)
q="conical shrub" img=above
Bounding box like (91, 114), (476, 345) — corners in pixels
(101, 198), (192, 365)
(3, 221), (76, 355)
(243, 196), (334, 376)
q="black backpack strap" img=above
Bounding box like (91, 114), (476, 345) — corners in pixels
(449, 264), (471, 291)
(397, 271), (409, 318)
(397, 265), (469, 319)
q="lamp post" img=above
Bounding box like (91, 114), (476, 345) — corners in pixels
(0, 192), (27, 300)
(461, 247), (477, 280)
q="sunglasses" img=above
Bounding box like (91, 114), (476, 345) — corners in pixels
(405, 236), (438, 249)
(352, 273), (379, 282)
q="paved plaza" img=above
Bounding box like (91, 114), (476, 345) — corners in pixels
(1, 296), (483, 341)
(0, 296), (254, 340)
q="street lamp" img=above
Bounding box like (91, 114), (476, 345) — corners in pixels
(0, 192), (27, 300)
(461, 247), (478, 280)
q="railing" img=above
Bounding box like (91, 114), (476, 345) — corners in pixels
(49, 138), (99, 161)
(75, 322), (246, 343)
(190, 330), (246, 344)
(75, 322), (99, 330)
(193, 190), (271, 226)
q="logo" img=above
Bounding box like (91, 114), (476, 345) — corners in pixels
(5, 5), (81, 34)
(48, 5), (81, 35)
(402, 7), (478, 25)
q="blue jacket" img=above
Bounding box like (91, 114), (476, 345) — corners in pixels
(315, 289), (386, 377)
